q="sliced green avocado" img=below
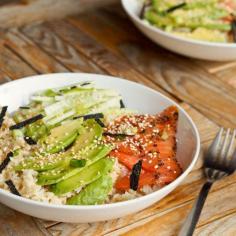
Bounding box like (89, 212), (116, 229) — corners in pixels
(14, 152), (72, 172)
(70, 119), (103, 153)
(67, 174), (113, 205)
(51, 158), (114, 195)
(37, 145), (112, 185)
(15, 120), (104, 173)
(42, 119), (83, 154)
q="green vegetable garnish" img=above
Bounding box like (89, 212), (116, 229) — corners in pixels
(70, 159), (86, 168)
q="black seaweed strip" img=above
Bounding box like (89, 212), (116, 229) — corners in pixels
(166, 2), (186, 13)
(140, 1), (151, 19)
(120, 99), (125, 108)
(130, 160), (142, 191)
(73, 113), (104, 120)
(9, 114), (44, 130)
(19, 106), (30, 109)
(80, 82), (91, 86)
(95, 118), (105, 127)
(24, 136), (37, 145)
(103, 132), (134, 137)
(0, 106), (8, 128)
(5, 180), (21, 196)
(0, 152), (13, 174)
(232, 19), (236, 43)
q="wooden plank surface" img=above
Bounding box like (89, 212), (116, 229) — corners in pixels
(0, 1), (235, 235)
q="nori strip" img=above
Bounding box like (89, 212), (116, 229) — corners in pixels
(95, 118), (105, 127)
(24, 136), (37, 145)
(73, 113), (104, 120)
(166, 2), (186, 13)
(103, 132), (134, 137)
(232, 19), (236, 42)
(80, 82), (91, 86)
(0, 106), (8, 128)
(130, 160), (142, 191)
(120, 99), (125, 108)
(19, 106), (30, 109)
(140, 1), (151, 19)
(5, 180), (21, 196)
(9, 114), (44, 130)
(70, 86), (77, 89)
(0, 152), (13, 174)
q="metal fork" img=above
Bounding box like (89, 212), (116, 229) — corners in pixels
(179, 128), (236, 236)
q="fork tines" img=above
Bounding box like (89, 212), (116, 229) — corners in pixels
(205, 128), (236, 174)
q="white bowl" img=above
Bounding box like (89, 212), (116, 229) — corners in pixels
(121, 0), (236, 61)
(0, 73), (200, 223)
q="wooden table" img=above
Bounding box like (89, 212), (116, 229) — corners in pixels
(0, 2), (236, 235)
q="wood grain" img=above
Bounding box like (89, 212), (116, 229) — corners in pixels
(4, 28), (68, 73)
(21, 23), (105, 74)
(194, 212), (236, 236)
(114, 182), (236, 236)
(0, 44), (36, 79)
(0, 73), (11, 84)
(0, 202), (47, 236)
(33, 21), (172, 97)
(66, 6), (236, 127)
(215, 66), (236, 89)
(0, 0), (117, 29)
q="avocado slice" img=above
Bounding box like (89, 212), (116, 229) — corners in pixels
(67, 174), (113, 205)
(14, 152), (72, 172)
(37, 145), (112, 185)
(15, 119), (104, 173)
(70, 119), (103, 153)
(42, 119), (83, 154)
(51, 158), (114, 195)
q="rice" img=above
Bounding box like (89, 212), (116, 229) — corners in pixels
(0, 111), (159, 205)
(0, 114), (66, 204)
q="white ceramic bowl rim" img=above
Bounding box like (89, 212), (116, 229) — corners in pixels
(0, 73), (200, 210)
(121, 0), (236, 48)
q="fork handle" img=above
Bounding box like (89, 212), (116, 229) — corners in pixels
(178, 181), (213, 236)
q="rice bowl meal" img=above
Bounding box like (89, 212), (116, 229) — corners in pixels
(0, 82), (182, 205)
(141, 0), (236, 43)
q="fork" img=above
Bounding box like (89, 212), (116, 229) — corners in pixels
(179, 128), (236, 236)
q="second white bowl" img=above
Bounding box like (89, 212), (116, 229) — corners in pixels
(121, 0), (236, 61)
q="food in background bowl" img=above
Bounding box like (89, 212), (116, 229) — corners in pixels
(0, 82), (182, 205)
(141, 0), (236, 43)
